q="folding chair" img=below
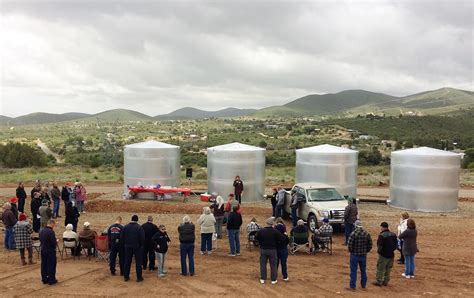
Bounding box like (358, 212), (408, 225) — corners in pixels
(289, 231), (311, 255)
(62, 237), (79, 260)
(311, 232), (333, 255)
(95, 235), (109, 262)
(79, 237), (95, 260)
(32, 235), (41, 259)
(246, 231), (259, 251)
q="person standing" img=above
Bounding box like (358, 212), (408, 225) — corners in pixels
(344, 198), (358, 245)
(152, 225), (171, 278)
(107, 216), (124, 276)
(14, 213), (35, 265)
(399, 219), (418, 279)
(290, 190), (299, 227)
(142, 216), (159, 271)
(397, 212), (410, 264)
(210, 196), (225, 239)
(31, 192), (42, 233)
(9, 197), (19, 219)
(30, 181), (41, 203)
(347, 220), (372, 291)
(122, 215), (145, 282)
(274, 220), (290, 282)
(2, 202), (18, 250)
(275, 186), (286, 218)
(61, 183), (71, 215)
(224, 194), (240, 213)
(178, 215), (195, 276)
(226, 205), (242, 257)
(373, 222), (398, 286)
(39, 219), (58, 285)
(270, 187), (278, 217)
(75, 183), (87, 213)
(39, 200), (53, 230)
(16, 182), (27, 213)
(64, 201), (80, 232)
(233, 175), (244, 204)
(255, 217), (283, 285)
(51, 183), (61, 218)
(197, 207), (216, 255)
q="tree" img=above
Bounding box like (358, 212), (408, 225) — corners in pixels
(259, 141), (267, 148)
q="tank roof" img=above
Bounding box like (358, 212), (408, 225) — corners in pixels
(296, 144), (357, 153)
(124, 140), (179, 149)
(392, 146), (460, 156)
(208, 142), (265, 151)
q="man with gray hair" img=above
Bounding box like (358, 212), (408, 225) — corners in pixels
(178, 215), (195, 276)
(2, 202), (17, 250)
(142, 215), (159, 271)
(255, 217), (284, 285)
(275, 186), (286, 218)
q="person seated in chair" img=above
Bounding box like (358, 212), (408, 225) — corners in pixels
(79, 222), (97, 256)
(63, 224), (79, 256)
(311, 218), (333, 251)
(290, 220), (308, 245)
(246, 218), (261, 247)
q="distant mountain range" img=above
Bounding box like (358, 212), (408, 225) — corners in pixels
(1, 87), (473, 125)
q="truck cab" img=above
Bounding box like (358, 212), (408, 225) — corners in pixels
(283, 183), (348, 231)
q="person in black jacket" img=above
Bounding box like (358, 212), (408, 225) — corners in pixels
(233, 175), (244, 204)
(142, 216), (159, 271)
(9, 197), (19, 219)
(121, 215), (145, 282)
(275, 222), (290, 282)
(256, 217), (284, 285)
(64, 201), (80, 232)
(30, 181), (41, 203)
(39, 219), (57, 285)
(178, 215), (195, 276)
(108, 216), (124, 276)
(152, 224), (171, 277)
(226, 205), (242, 257)
(61, 183), (71, 214)
(16, 182), (27, 213)
(31, 192), (42, 233)
(373, 222), (397, 286)
(270, 187), (277, 217)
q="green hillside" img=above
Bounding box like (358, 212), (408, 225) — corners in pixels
(83, 109), (154, 122)
(250, 106), (303, 118)
(3, 112), (89, 126)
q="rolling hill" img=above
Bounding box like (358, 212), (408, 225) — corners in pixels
(155, 107), (257, 120)
(84, 109), (154, 122)
(0, 112), (90, 126)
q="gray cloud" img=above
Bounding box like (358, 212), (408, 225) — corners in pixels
(0, 0), (472, 116)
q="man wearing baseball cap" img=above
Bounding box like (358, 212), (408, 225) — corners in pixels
(347, 220), (372, 291)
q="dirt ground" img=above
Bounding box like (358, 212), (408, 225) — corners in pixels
(0, 185), (473, 297)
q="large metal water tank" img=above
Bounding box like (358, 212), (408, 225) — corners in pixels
(296, 144), (358, 198)
(389, 147), (461, 212)
(207, 142), (265, 202)
(124, 140), (180, 194)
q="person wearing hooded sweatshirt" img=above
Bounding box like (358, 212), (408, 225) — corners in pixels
(197, 207), (216, 255)
(152, 224), (171, 277)
(14, 213), (35, 265)
(39, 200), (53, 230)
(347, 220), (372, 291)
(122, 215), (145, 282)
(178, 215), (195, 276)
(107, 216), (124, 276)
(2, 203), (17, 250)
(210, 196), (225, 239)
(30, 192), (42, 233)
(62, 223), (79, 256)
(373, 222), (397, 286)
(16, 182), (27, 213)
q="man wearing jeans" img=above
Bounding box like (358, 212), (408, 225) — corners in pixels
(226, 205), (242, 256)
(256, 217), (284, 285)
(107, 216), (124, 276)
(275, 186), (286, 218)
(2, 203), (17, 250)
(344, 198), (358, 245)
(347, 220), (372, 291)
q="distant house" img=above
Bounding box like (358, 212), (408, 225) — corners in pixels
(358, 135), (375, 140)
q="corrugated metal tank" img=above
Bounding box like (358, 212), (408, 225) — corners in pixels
(207, 142), (265, 202)
(296, 144), (358, 198)
(389, 147), (461, 212)
(124, 141), (180, 195)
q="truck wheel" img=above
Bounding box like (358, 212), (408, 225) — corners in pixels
(282, 209), (290, 220)
(308, 214), (318, 231)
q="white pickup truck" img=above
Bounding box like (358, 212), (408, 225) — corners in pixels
(283, 182), (348, 231)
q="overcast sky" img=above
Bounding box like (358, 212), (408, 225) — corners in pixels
(0, 0), (472, 117)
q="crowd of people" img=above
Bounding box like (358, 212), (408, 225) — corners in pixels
(2, 179), (418, 291)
